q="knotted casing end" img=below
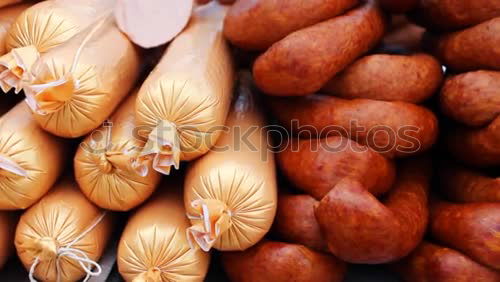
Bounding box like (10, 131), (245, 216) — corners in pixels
(132, 120), (181, 176)
(24, 72), (78, 115)
(0, 45), (39, 93)
(186, 199), (232, 252)
(132, 267), (162, 282)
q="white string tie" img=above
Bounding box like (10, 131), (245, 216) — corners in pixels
(28, 212), (107, 282)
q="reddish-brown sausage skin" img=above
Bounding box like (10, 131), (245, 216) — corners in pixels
(253, 1), (386, 96)
(425, 18), (500, 72)
(221, 241), (347, 282)
(395, 242), (500, 282)
(440, 163), (500, 203)
(323, 53), (443, 103)
(430, 201), (500, 270)
(447, 116), (500, 167)
(411, 0), (500, 31)
(268, 95), (439, 158)
(379, 0), (418, 14)
(273, 194), (327, 251)
(276, 136), (396, 200)
(315, 158), (431, 264)
(223, 0), (358, 50)
(440, 71), (500, 127)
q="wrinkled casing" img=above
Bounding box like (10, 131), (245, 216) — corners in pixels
(0, 3), (30, 55)
(15, 179), (112, 281)
(6, 0), (116, 53)
(0, 102), (66, 210)
(118, 187), (210, 282)
(75, 93), (161, 211)
(184, 78), (277, 251)
(135, 3), (234, 162)
(32, 22), (140, 137)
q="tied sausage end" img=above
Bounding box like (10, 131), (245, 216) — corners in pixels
(132, 120), (181, 176)
(186, 198), (232, 252)
(0, 45), (39, 93)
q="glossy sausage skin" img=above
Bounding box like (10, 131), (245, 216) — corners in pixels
(273, 194), (328, 251)
(323, 53), (443, 103)
(425, 17), (500, 72)
(224, 0), (358, 50)
(315, 158), (431, 264)
(430, 201), (500, 270)
(253, 1), (386, 96)
(411, 0), (500, 31)
(269, 95), (439, 158)
(395, 242), (500, 282)
(222, 241), (347, 282)
(440, 70), (500, 127)
(276, 136), (396, 200)
(440, 163), (500, 203)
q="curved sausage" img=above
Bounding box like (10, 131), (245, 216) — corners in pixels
(273, 194), (327, 251)
(440, 70), (500, 127)
(253, 1), (386, 96)
(431, 201), (500, 270)
(268, 94), (439, 158)
(223, 0), (358, 50)
(395, 242), (500, 282)
(315, 158), (431, 264)
(323, 53), (443, 103)
(440, 162), (500, 203)
(411, 0), (500, 31)
(221, 240), (347, 282)
(425, 17), (500, 72)
(276, 136), (396, 199)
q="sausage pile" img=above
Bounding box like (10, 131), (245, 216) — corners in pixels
(393, 2), (500, 280)
(222, 0), (499, 281)
(0, 0), (497, 281)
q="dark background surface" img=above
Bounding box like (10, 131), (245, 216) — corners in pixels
(2, 250), (402, 282)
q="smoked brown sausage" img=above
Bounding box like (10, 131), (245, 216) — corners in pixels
(323, 53), (443, 103)
(253, 1), (386, 96)
(276, 136), (396, 199)
(268, 95), (439, 158)
(430, 201), (500, 270)
(447, 116), (500, 167)
(273, 194), (328, 251)
(395, 242), (500, 282)
(224, 0), (358, 50)
(440, 70), (500, 127)
(221, 240), (347, 282)
(315, 158), (431, 264)
(425, 18), (500, 72)
(440, 163), (500, 203)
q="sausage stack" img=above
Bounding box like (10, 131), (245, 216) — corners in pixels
(222, 0), (443, 280)
(391, 1), (500, 281)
